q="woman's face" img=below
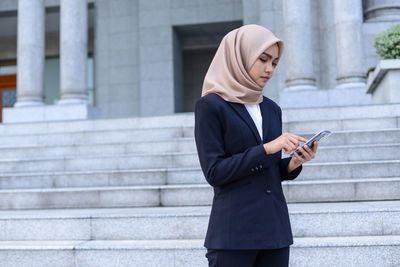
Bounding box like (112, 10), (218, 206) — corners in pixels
(248, 43), (279, 88)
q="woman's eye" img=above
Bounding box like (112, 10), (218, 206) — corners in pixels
(272, 62), (277, 66)
(259, 58), (267, 62)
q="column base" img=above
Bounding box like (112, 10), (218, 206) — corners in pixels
(336, 82), (366, 90)
(283, 85), (318, 91)
(14, 101), (45, 108)
(57, 98), (89, 105)
(2, 104), (100, 124)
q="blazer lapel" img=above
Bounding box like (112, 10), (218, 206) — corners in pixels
(228, 102), (262, 144)
(260, 98), (271, 143)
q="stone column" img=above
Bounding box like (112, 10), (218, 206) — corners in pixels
(59, 0), (88, 104)
(282, 0), (317, 91)
(333, 0), (366, 89)
(15, 0), (45, 107)
(363, 0), (400, 22)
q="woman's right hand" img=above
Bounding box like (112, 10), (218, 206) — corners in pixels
(263, 132), (307, 155)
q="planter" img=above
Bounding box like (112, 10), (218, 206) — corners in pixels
(366, 59), (400, 104)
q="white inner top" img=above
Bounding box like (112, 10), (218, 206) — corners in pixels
(244, 104), (263, 140)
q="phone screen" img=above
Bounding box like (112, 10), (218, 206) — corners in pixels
(290, 130), (331, 157)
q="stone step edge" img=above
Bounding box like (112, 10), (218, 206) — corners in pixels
(0, 159), (399, 173)
(0, 125), (187, 139)
(0, 236), (399, 250)
(0, 200), (398, 220)
(282, 102), (400, 117)
(0, 113), (194, 136)
(0, 168), (170, 177)
(0, 165), (398, 179)
(0, 164), (398, 182)
(0, 126), (399, 153)
(0, 127), (399, 143)
(1, 151), (400, 166)
(0, 141), (400, 156)
(0, 104), (399, 134)
(0, 115), (399, 139)
(0, 171), (400, 183)
(0, 137), (195, 150)
(1, 127), (399, 156)
(0, 177), (399, 193)
(284, 115), (400, 124)
(305, 159), (400, 166)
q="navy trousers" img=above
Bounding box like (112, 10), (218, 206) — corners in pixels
(205, 246), (289, 267)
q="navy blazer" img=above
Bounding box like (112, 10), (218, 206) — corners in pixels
(194, 93), (302, 250)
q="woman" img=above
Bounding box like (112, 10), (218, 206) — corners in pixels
(194, 24), (318, 266)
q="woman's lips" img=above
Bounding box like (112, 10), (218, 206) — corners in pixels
(262, 77), (269, 82)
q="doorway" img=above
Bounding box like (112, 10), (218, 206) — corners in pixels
(173, 21), (243, 113)
(0, 74), (17, 123)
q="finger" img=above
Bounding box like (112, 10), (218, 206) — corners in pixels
(286, 140), (297, 152)
(303, 145), (315, 159)
(293, 152), (304, 163)
(291, 134), (307, 143)
(282, 139), (295, 152)
(299, 146), (312, 161)
(293, 151), (302, 160)
(312, 141), (318, 153)
(283, 144), (291, 154)
(304, 144), (313, 154)
(287, 135), (301, 148)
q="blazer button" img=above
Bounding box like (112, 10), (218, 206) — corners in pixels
(266, 190), (272, 194)
(255, 166), (259, 171)
(259, 164), (263, 168)
(251, 168), (255, 172)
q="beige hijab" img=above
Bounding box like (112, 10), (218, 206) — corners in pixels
(201, 24), (284, 104)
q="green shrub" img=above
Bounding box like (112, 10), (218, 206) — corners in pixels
(374, 24), (400, 59)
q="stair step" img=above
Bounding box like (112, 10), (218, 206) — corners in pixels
(282, 102), (400, 122)
(284, 177), (400, 202)
(1, 128), (400, 153)
(0, 113), (194, 136)
(0, 236), (398, 267)
(0, 128), (185, 147)
(0, 117), (398, 149)
(0, 157), (399, 189)
(0, 169), (169, 189)
(309, 128), (400, 146)
(1, 145), (400, 173)
(0, 201), (397, 241)
(290, 143), (400, 163)
(290, 235), (400, 267)
(0, 138), (196, 157)
(301, 160), (400, 180)
(1, 103), (400, 135)
(162, 178), (400, 205)
(283, 116), (400, 132)
(1, 141), (399, 164)
(0, 239), (205, 267)
(0, 153), (200, 173)
(0, 177), (398, 209)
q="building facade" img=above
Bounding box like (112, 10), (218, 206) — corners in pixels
(0, 0), (399, 123)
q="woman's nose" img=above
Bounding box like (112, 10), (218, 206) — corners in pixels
(265, 64), (274, 74)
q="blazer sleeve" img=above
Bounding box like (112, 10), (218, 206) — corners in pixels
(279, 157), (302, 181)
(194, 98), (275, 187)
(276, 106), (303, 181)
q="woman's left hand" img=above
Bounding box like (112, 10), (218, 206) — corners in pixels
(288, 141), (318, 173)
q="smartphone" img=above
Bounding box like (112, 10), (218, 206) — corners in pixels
(290, 130), (332, 157)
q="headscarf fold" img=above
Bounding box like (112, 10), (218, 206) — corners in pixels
(201, 24), (284, 104)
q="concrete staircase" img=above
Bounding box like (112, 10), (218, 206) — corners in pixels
(0, 104), (399, 266)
